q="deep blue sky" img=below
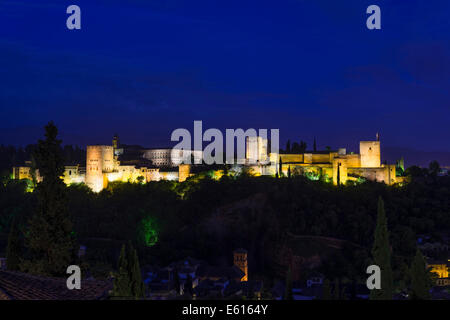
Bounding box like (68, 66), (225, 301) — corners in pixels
(1, 0), (449, 155)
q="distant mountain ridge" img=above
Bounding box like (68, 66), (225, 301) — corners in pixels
(382, 146), (450, 168)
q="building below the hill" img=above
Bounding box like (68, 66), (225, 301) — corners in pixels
(144, 249), (260, 300)
(427, 259), (450, 286)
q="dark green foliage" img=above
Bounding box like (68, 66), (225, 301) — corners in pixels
(290, 141), (307, 153)
(370, 197), (393, 300)
(6, 216), (21, 271)
(136, 176), (145, 184)
(409, 249), (431, 300)
(173, 268), (181, 295)
(1, 157), (450, 295)
(0, 180), (34, 237)
(137, 214), (159, 247)
(21, 122), (76, 276)
(299, 141), (307, 153)
(337, 163), (341, 186)
(284, 267), (293, 300)
(127, 242), (145, 299)
(396, 158), (405, 177)
(428, 161), (440, 177)
(333, 279), (340, 299)
(112, 242), (145, 299)
(278, 157), (282, 176)
(112, 245), (130, 298)
(291, 142), (299, 153)
(405, 165), (427, 178)
(322, 279), (331, 300)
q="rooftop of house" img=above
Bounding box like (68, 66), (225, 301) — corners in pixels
(196, 265), (245, 281)
(223, 279), (263, 297)
(0, 270), (112, 300)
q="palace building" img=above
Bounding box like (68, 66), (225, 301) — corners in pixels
(245, 136), (406, 185)
(12, 134), (405, 191)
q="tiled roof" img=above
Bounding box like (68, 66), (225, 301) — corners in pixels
(0, 270), (112, 300)
(197, 265), (244, 280)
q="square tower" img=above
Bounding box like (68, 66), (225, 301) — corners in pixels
(233, 248), (248, 282)
(359, 141), (381, 168)
(246, 136), (268, 164)
(86, 145), (114, 192)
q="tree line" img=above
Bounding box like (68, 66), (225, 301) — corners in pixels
(1, 122), (448, 299)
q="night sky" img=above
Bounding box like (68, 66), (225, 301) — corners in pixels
(1, 0), (449, 163)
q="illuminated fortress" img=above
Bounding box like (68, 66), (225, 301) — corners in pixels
(12, 134), (405, 191)
(246, 137), (405, 185)
(84, 136), (191, 192)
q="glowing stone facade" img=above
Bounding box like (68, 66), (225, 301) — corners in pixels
(11, 134), (406, 191)
(246, 137), (405, 185)
(246, 136), (269, 164)
(86, 145), (114, 192)
(360, 141), (381, 168)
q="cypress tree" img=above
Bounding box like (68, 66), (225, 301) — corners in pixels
(322, 279), (332, 300)
(128, 243), (145, 299)
(112, 243), (145, 299)
(113, 245), (131, 298)
(349, 279), (357, 300)
(337, 163), (341, 186)
(286, 140), (291, 153)
(22, 122), (76, 276)
(279, 157), (283, 177)
(410, 249), (431, 300)
(284, 267), (293, 300)
(333, 279), (340, 300)
(299, 141), (307, 153)
(340, 286), (347, 300)
(173, 268), (181, 295)
(370, 197), (393, 300)
(6, 216), (21, 271)
(287, 166), (291, 178)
